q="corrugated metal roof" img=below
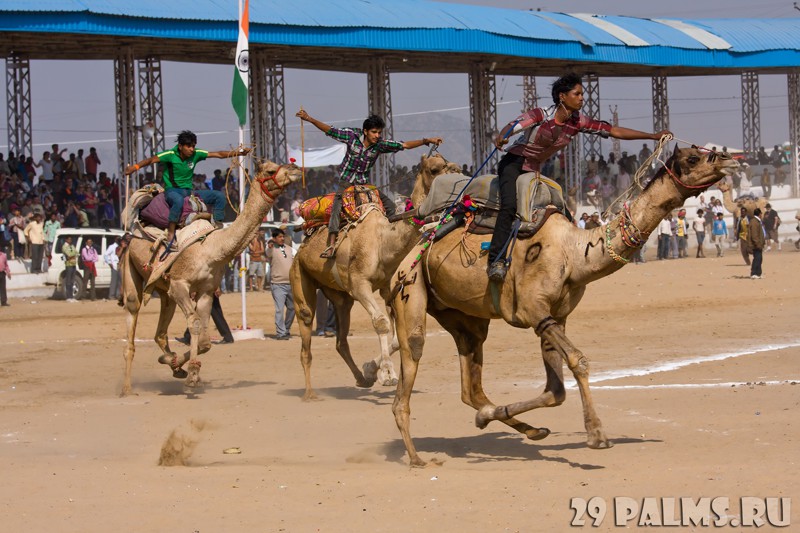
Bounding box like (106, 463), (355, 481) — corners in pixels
(0, 0), (798, 68)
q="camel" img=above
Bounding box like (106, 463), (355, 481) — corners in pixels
(119, 160), (301, 396)
(290, 154), (461, 401)
(389, 146), (738, 466)
(717, 180), (768, 216)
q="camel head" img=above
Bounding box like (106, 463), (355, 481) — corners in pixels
(654, 145), (739, 196)
(415, 153), (461, 195)
(254, 159), (302, 200)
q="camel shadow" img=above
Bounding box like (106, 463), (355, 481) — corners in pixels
(135, 378), (275, 396)
(380, 434), (661, 470)
(279, 386), (401, 405)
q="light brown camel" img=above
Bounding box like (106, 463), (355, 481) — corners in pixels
(290, 154), (461, 401)
(717, 180), (768, 216)
(390, 146), (738, 466)
(119, 161), (301, 396)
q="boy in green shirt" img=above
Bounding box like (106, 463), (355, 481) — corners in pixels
(124, 130), (252, 246)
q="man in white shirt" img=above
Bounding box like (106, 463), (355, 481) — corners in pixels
(104, 236), (121, 300)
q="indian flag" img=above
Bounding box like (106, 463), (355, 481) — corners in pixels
(231, 0), (249, 126)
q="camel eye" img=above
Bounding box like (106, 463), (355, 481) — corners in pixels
(688, 156), (700, 164)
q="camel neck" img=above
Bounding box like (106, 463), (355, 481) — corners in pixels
(207, 181), (272, 264)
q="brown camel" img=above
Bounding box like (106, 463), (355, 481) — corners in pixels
(717, 180), (768, 216)
(390, 146), (738, 466)
(119, 161), (301, 396)
(290, 154), (460, 401)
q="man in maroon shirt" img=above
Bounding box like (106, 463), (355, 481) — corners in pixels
(487, 72), (671, 282)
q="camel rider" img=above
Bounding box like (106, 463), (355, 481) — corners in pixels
(487, 72), (671, 282)
(296, 109), (443, 259)
(124, 130), (252, 248)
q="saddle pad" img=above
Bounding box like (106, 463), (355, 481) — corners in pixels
(418, 172), (565, 223)
(140, 193), (208, 229)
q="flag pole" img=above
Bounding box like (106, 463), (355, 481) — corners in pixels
(239, 125), (247, 331)
(300, 105), (306, 190)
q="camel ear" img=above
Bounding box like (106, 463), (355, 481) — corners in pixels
(672, 144), (680, 159)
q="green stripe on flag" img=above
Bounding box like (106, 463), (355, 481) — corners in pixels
(232, 69), (247, 126)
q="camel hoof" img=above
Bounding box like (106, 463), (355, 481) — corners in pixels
(361, 360), (379, 385)
(475, 405), (497, 430)
(381, 377), (399, 387)
(409, 457), (427, 468)
(587, 430), (613, 449)
(184, 361), (202, 388)
(524, 427), (551, 441)
(172, 368), (188, 379)
(355, 376), (375, 388)
(302, 390), (321, 402)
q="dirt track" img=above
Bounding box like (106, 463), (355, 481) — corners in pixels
(1, 250), (798, 531)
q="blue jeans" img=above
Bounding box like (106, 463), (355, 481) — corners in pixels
(271, 283), (295, 337)
(165, 188), (226, 224)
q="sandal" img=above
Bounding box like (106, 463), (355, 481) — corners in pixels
(320, 246), (336, 259)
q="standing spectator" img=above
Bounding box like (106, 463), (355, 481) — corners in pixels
(43, 212), (60, 268)
(577, 212), (589, 229)
(760, 167), (772, 199)
(638, 142), (652, 166)
(266, 228), (295, 340)
(735, 207), (751, 266)
(62, 235), (79, 302)
(104, 236), (121, 300)
(0, 244), (11, 306)
(693, 209), (706, 258)
(23, 213), (45, 273)
(657, 215), (672, 260)
(8, 209), (27, 259)
(35, 151), (54, 184)
(51, 144), (67, 179)
(746, 208), (765, 279)
(761, 203), (781, 251)
(615, 164), (632, 196)
(675, 210), (689, 258)
(247, 230), (266, 291)
(599, 178), (615, 212)
(315, 290), (336, 337)
(738, 162), (752, 196)
(0, 153), (10, 176)
(76, 149), (86, 181)
(211, 169), (226, 191)
(84, 147), (101, 180)
(80, 237), (99, 301)
(669, 213), (679, 259)
(711, 212), (728, 257)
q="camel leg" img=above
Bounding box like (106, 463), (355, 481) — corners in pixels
(391, 268), (430, 468)
(152, 293), (188, 379)
(351, 285), (398, 387)
(479, 318), (610, 449)
(120, 257), (144, 397)
(326, 290), (373, 389)
(474, 335), (567, 439)
(291, 263), (320, 401)
(431, 308), (551, 441)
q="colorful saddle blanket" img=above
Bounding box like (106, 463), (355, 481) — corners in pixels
(299, 184), (384, 229)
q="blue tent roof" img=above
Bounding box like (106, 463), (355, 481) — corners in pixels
(1, 0), (798, 70)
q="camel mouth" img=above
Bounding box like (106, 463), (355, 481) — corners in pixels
(718, 158), (740, 175)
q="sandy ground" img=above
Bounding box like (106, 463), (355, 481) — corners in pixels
(1, 247), (798, 532)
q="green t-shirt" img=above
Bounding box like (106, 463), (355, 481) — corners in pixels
(62, 243), (78, 267)
(157, 145), (209, 189)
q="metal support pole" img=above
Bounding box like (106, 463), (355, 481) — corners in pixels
(652, 75), (670, 150)
(581, 73), (600, 161)
(249, 55), (287, 165)
(521, 75), (538, 112)
(137, 57), (165, 180)
(468, 63), (498, 173)
(115, 49), (138, 224)
(5, 54), (32, 158)
(367, 58), (394, 191)
(788, 70), (800, 198)
(741, 71), (761, 161)
(564, 136), (584, 198)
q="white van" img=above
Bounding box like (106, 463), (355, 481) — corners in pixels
(46, 227), (126, 300)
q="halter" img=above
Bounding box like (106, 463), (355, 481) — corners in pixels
(256, 165), (287, 202)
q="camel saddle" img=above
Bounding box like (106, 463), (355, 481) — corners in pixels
(123, 184), (210, 232)
(417, 172), (566, 231)
(299, 184), (384, 230)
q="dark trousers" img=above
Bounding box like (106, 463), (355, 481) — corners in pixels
(488, 153), (525, 264)
(64, 265), (76, 299)
(0, 272), (7, 305)
(82, 267), (96, 300)
(657, 234), (671, 259)
(315, 290), (336, 334)
(750, 248), (763, 277)
(182, 294), (233, 342)
(327, 187), (396, 234)
(30, 243), (44, 273)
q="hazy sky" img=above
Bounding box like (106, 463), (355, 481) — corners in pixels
(1, 0), (796, 175)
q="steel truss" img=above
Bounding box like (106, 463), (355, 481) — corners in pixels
(581, 74), (600, 161)
(115, 49), (138, 215)
(652, 75), (670, 149)
(5, 54), (32, 158)
(136, 57), (165, 164)
(367, 58), (394, 190)
(468, 63), (498, 173)
(250, 54), (287, 166)
(741, 71), (761, 159)
(789, 70), (800, 197)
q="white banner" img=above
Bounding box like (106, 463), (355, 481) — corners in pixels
(287, 144), (346, 168)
